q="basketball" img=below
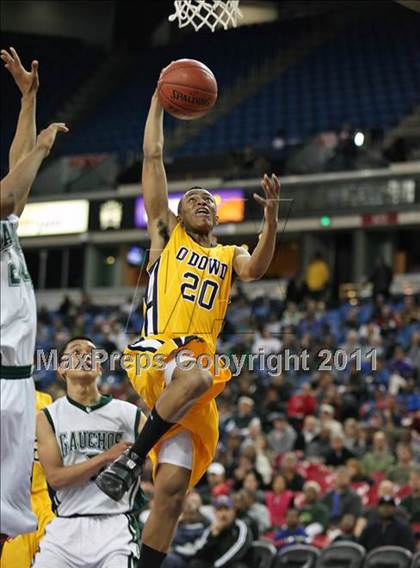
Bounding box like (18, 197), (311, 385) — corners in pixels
(157, 58), (218, 120)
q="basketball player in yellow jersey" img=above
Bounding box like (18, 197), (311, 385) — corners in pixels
(96, 79), (280, 566)
(1, 391), (54, 568)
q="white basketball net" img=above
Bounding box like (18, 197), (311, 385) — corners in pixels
(169, 1), (243, 32)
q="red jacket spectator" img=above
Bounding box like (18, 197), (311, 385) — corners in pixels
(287, 384), (317, 420)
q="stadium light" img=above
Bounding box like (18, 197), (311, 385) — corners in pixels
(354, 131), (365, 147)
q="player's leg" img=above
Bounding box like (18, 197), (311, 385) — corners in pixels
(140, 462), (191, 566)
(32, 550), (74, 568)
(97, 359), (211, 500)
(32, 517), (80, 568)
(0, 377), (37, 543)
(86, 514), (140, 568)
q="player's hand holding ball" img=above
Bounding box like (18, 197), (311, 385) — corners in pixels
(36, 123), (69, 156)
(157, 58), (218, 120)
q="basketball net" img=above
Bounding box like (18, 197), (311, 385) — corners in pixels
(169, 0), (243, 32)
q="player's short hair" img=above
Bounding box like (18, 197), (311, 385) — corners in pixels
(58, 336), (96, 363)
(177, 186), (208, 215)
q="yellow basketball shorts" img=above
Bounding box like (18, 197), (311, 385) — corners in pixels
(124, 335), (232, 488)
(1, 491), (54, 568)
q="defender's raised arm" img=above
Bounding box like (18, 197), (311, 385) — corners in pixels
(142, 91), (177, 267)
(1, 47), (39, 216)
(0, 123), (68, 219)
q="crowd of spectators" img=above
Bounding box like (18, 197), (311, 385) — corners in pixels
(34, 287), (420, 564)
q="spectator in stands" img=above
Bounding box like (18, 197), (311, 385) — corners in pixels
(163, 493), (210, 568)
(242, 471), (266, 504)
(252, 434), (273, 486)
(370, 358), (391, 393)
(266, 412), (297, 454)
(360, 480), (409, 531)
(265, 474), (294, 529)
(369, 257), (393, 300)
(281, 300), (302, 328)
(32, 291), (420, 559)
(286, 383), (317, 425)
(401, 467), (420, 523)
(285, 276), (304, 306)
(322, 467), (363, 526)
(408, 331), (420, 381)
(389, 344), (415, 380)
(343, 419), (361, 455)
(347, 459), (373, 485)
(237, 489), (270, 535)
(294, 415), (323, 458)
(304, 252), (330, 301)
(188, 496), (253, 568)
(232, 451), (259, 492)
(252, 327), (282, 356)
(198, 463), (230, 505)
(58, 294), (75, 318)
(232, 489), (271, 540)
(319, 404), (343, 437)
(299, 481), (329, 537)
(330, 514), (358, 543)
(387, 443), (414, 486)
(359, 496), (415, 552)
(224, 430), (242, 465)
(345, 360), (369, 405)
(259, 385), (283, 416)
(232, 491), (260, 540)
(281, 452), (305, 492)
(314, 372), (335, 404)
(273, 508), (308, 550)
(362, 431), (395, 476)
(325, 433), (355, 467)
(340, 330), (361, 360)
(400, 296), (420, 326)
(225, 397), (256, 435)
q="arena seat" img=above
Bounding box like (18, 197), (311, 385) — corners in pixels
(316, 542), (366, 568)
(364, 546), (412, 568)
(8, 9), (416, 164)
(275, 544), (321, 567)
(0, 32), (102, 173)
(412, 550), (420, 568)
(177, 11), (420, 158)
(247, 540), (277, 568)
(57, 19), (302, 157)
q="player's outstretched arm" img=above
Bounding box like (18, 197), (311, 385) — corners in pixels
(0, 123), (68, 217)
(142, 90), (177, 267)
(1, 47), (39, 170)
(233, 173), (280, 281)
(37, 412), (132, 490)
(0, 188), (15, 219)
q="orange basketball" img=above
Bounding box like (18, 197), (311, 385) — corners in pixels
(157, 59), (218, 120)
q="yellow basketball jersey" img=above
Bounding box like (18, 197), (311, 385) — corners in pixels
(144, 223), (236, 353)
(33, 391), (53, 493)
